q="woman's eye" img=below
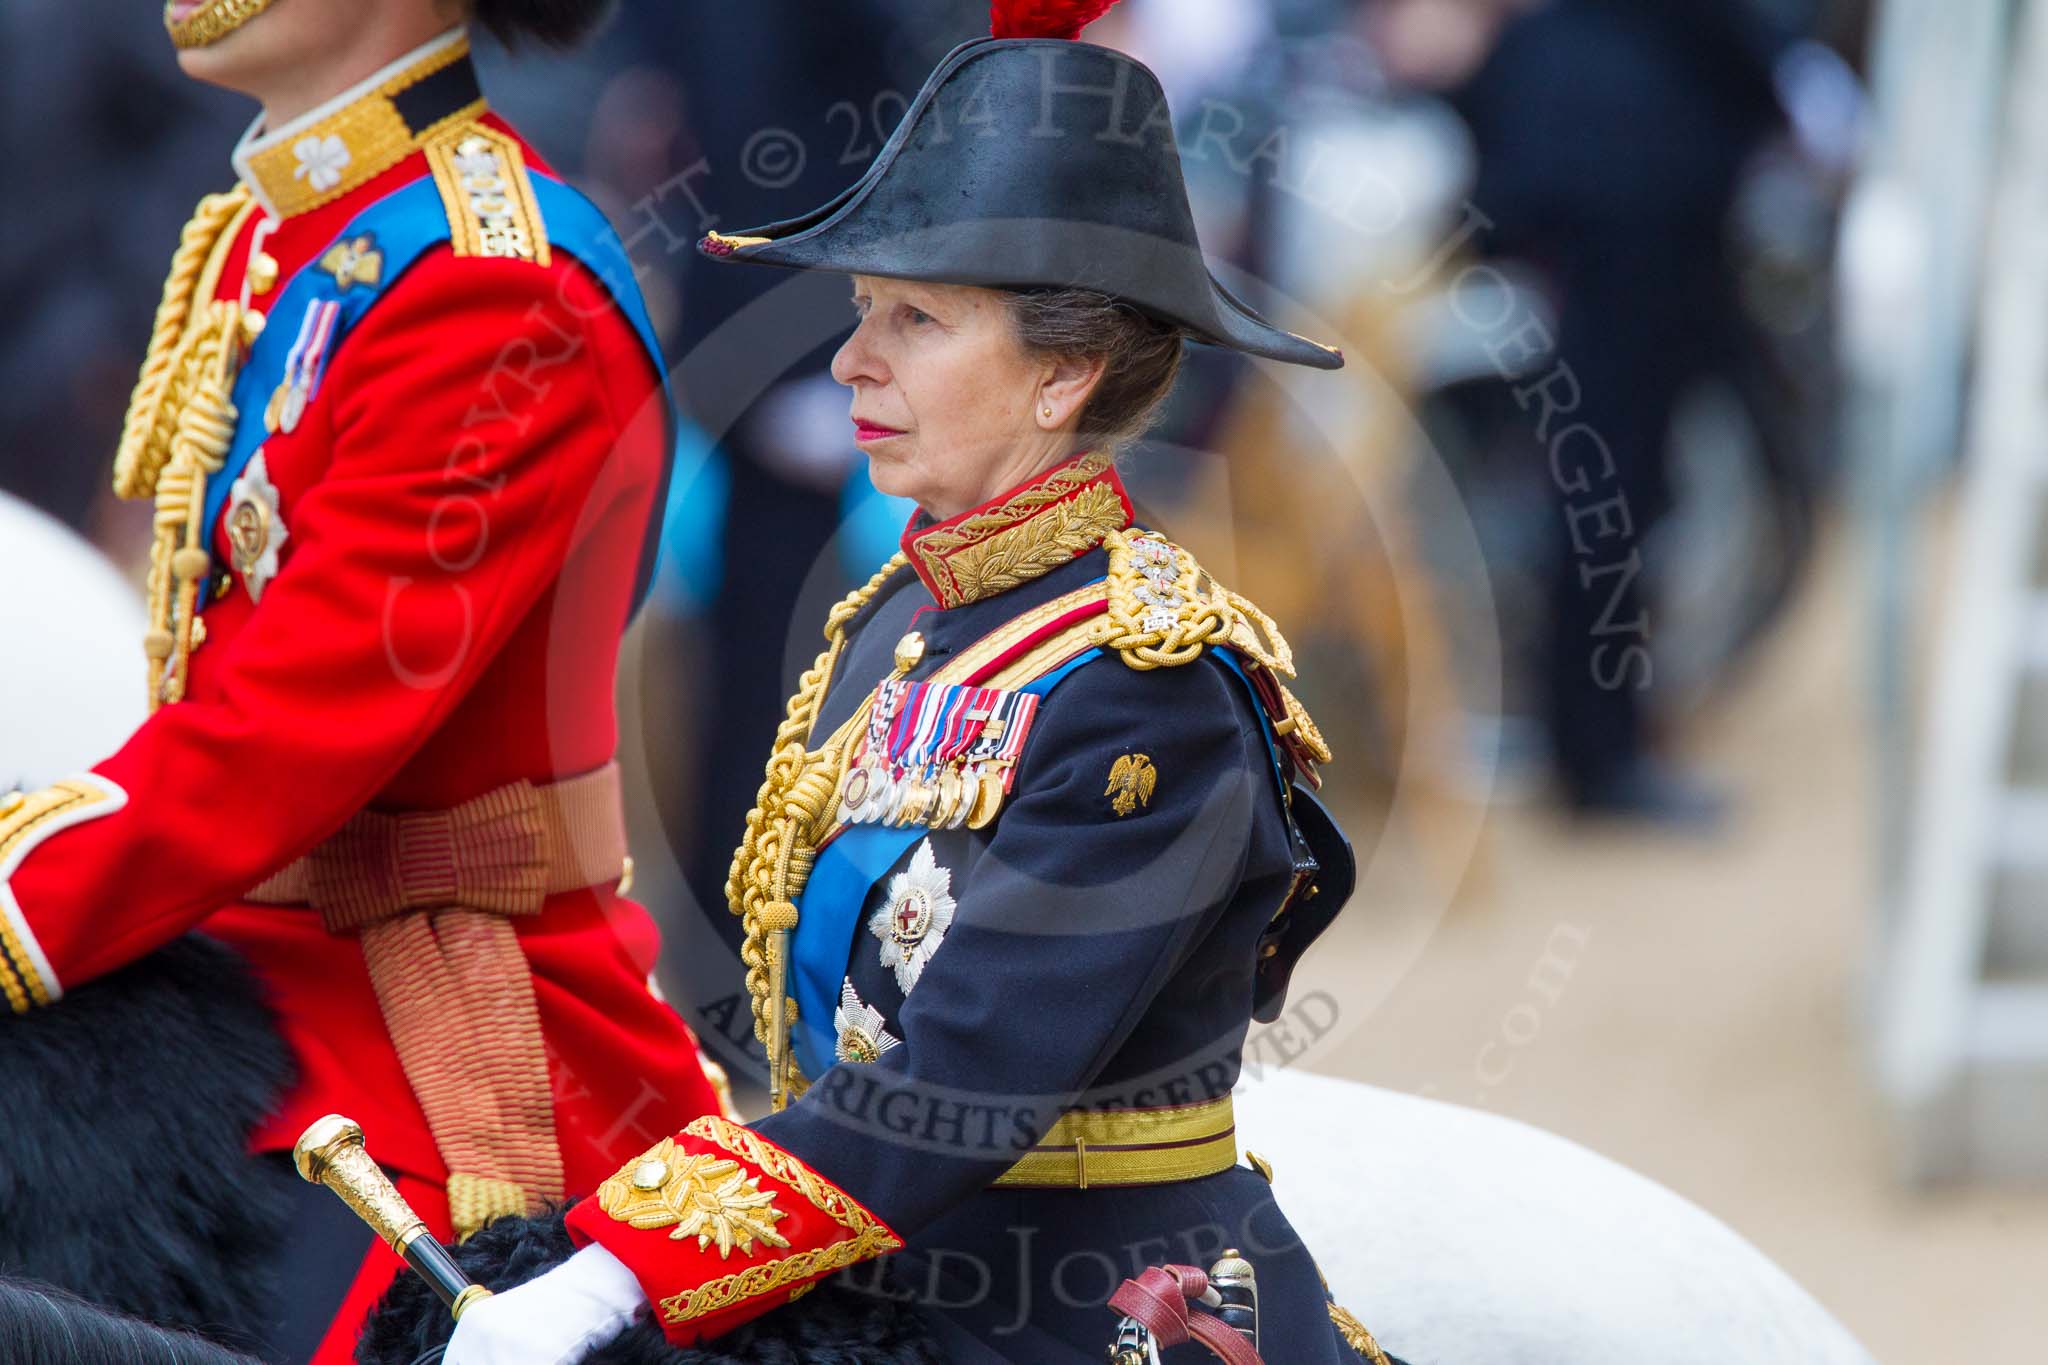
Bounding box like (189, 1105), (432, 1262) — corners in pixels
(904, 307), (934, 326)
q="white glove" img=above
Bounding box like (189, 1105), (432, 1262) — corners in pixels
(443, 1242), (648, 1365)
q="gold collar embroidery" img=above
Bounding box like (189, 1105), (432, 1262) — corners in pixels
(903, 453), (1134, 609)
(231, 28), (486, 220)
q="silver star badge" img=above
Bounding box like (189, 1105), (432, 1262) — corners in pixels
(225, 451), (289, 602)
(868, 838), (957, 994)
(834, 980), (903, 1065)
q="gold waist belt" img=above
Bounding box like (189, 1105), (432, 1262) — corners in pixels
(992, 1096), (1238, 1190)
(246, 763), (627, 1238)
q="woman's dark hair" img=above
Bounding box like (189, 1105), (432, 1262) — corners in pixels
(1003, 288), (1186, 452)
(468, 0), (616, 48)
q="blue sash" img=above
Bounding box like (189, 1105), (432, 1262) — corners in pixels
(788, 648), (1100, 1077)
(786, 640), (1299, 1077)
(200, 170), (670, 609)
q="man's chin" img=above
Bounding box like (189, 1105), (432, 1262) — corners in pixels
(173, 39), (251, 90)
(169, 9), (274, 93)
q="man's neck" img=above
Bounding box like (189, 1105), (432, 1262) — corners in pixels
(253, 21), (455, 131)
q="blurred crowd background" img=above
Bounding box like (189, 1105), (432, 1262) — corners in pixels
(7, 0), (2043, 1354)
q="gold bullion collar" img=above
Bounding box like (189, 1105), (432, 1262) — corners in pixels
(231, 27), (487, 221)
(902, 452), (1135, 610)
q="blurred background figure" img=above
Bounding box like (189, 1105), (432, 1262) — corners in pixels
(0, 0), (245, 552)
(14, 0), (2048, 1357)
(1375, 0), (1838, 825)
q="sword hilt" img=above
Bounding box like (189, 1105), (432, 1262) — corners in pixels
(1208, 1249), (1259, 1351)
(293, 1114), (493, 1321)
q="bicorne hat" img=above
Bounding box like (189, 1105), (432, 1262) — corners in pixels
(699, 1), (1343, 370)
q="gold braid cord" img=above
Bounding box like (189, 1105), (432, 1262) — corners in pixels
(114, 187), (254, 500)
(1097, 528), (1232, 670)
(115, 187), (259, 711)
(725, 555), (908, 1070)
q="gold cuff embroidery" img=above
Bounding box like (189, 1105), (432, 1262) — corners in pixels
(653, 1117), (903, 1327)
(0, 775), (129, 1011)
(597, 1137), (790, 1258)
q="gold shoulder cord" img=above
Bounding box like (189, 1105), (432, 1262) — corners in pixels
(1097, 527), (1232, 669)
(725, 553), (907, 1108)
(113, 185), (261, 710)
(1096, 529), (1333, 765)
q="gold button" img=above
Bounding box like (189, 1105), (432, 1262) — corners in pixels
(246, 250), (280, 295)
(893, 631), (926, 675)
(630, 1158), (669, 1191)
(240, 309), (266, 343)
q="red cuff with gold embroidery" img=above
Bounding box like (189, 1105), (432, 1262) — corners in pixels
(564, 1115), (903, 1345)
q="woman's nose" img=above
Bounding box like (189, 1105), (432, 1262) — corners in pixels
(831, 320), (885, 387)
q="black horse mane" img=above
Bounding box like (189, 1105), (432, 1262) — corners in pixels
(0, 1277), (259, 1365)
(0, 935), (294, 1350)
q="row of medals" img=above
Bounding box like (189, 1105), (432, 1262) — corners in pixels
(836, 754), (1009, 831)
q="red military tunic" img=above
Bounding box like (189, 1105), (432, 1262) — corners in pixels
(0, 28), (719, 1358)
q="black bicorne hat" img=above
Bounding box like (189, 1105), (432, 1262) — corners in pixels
(699, 28), (1343, 370)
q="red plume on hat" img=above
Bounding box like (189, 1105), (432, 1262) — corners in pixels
(990, 0), (1120, 40)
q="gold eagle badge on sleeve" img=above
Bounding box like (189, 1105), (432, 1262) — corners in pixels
(1106, 753), (1157, 817)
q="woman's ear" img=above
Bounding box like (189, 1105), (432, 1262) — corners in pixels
(1036, 352), (1108, 432)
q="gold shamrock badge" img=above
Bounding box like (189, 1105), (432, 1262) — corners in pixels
(1106, 753), (1156, 817)
(595, 1138), (790, 1259)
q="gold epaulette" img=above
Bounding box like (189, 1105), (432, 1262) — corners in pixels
(1100, 529), (1331, 765)
(424, 121), (551, 266)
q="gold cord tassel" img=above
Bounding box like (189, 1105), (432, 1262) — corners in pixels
(144, 301), (244, 709)
(115, 187), (258, 710)
(115, 187), (255, 500)
(725, 553), (906, 1105)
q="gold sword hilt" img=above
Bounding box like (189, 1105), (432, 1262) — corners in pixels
(293, 1114), (494, 1321)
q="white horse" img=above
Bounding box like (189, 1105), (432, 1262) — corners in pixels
(1242, 1068), (1876, 1364)
(0, 493), (1875, 1365)
(0, 492), (147, 789)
